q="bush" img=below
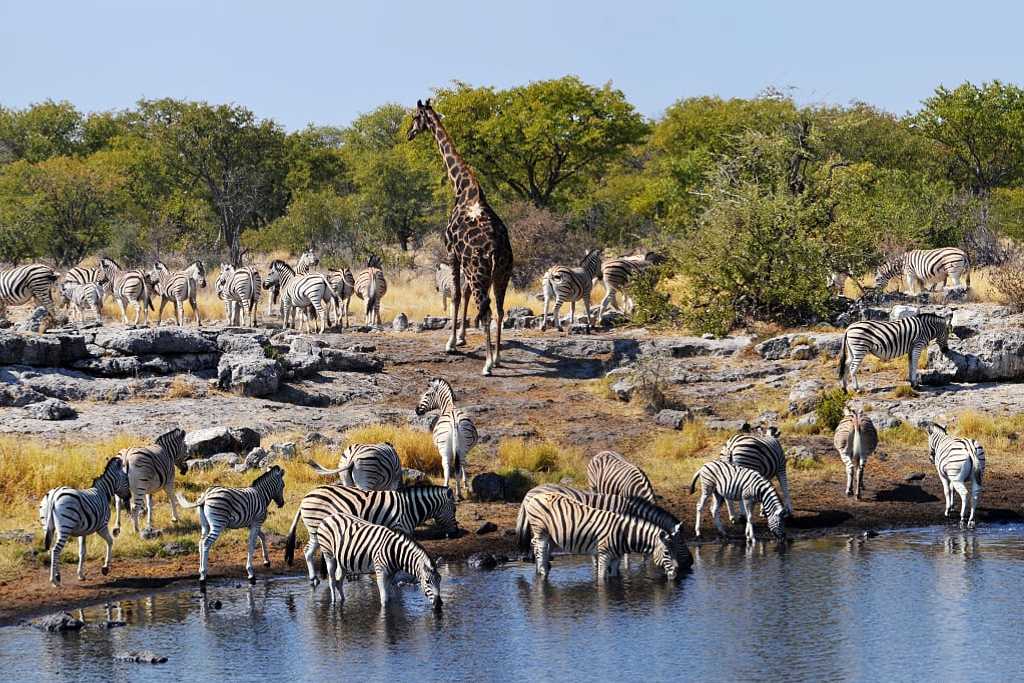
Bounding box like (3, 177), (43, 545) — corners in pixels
(990, 256), (1024, 311)
(815, 388), (849, 431)
(503, 201), (590, 288)
(627, 266), (680, 325)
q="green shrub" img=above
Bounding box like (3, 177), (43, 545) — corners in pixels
(627, 267), (679, 325)
(816, 388), (849, 431)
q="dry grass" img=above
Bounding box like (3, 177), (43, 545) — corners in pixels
(164, 376), (197, 399)
(953, 410), (1024, 454)
(889, 384), (919, 399)
(881, 423), (928, 448)
(647, 422), (713, 460)
(339, 424), (440, 474)
(497, 438), (586, 483)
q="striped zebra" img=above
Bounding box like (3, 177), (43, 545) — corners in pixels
(517, 491), (681, 581)
(151, 260), (207, 326)
(308, 442), (403, 491)
(838, 312), (953, 391)
(100, 257), (154, 325)
(58, 281), (104, 323)
(415, 378), (478, 500)
(587, 451), (655, 502)
(326, 267), (355, 328)
(921, 421), (985, 528)
(874, 248), (971, 294)
(176, 465), (286, 587)
(263, 259), (330, 333)
(689, 459), (786, 542)
(316, 511), (443, 609)
(39, 456), (130, 586)
(64, 261), (109, 291)
(719, 426), (793, 517)
(216, 264), (262, 327)
(517, 483), (692, 570)
(297, 249), (319, 274)
(833, 406), (878, 499)
(283, 484), (458, 585)
(114, 427), (189, 535)
(0, 263), (60, 320)
(541, 248), (603, 333)
(597, 252), (660, 322)
(355, 254), (388, 327)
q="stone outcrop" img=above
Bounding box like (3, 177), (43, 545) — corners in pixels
(755, 333), (843, 360)
(921, 331), (1024, 384)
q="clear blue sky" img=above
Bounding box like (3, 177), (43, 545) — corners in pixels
(1, 0), (1020, 130)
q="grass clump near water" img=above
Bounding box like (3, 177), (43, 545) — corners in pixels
(341, 424), (441, 474)
(496, 438), (587, 494)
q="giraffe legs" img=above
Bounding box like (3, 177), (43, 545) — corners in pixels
(446, 264), (462, 354)
(493, 275), (508, 369)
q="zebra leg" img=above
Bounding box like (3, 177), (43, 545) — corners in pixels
(598, 284), (613, 323)
(315, 302), (326, 334)
(98, 526), (113, 576)
(857, 460), (866, 499)
(167, 484), (179, 523)
(742, 498), (757, 544)
(130, 494), (143, 533)
(199, 523), (220, 586)
(569, 301), (576, 327)
(258, 529), (270, 567)
(117, 297), (129, 324)
(710, 495), (728, 538)
(541, 289), (551, 331)
(145, 493), (154, 530)
(304, 533), (320, 586)
(245, 527), (258, 583)
(50, 532), (66, 586)
(77, 535), (87, 580)
(969, 478), (981, 529)
(724, 498), (738, 524)
(846, 350), (863, 392)
(375, 567), (392, 607)
(778, 470), (794, 516)
(441, 449), (452, 493)
(940, 476), (952, 519)
(952, 481), (970, 529)
(908, 346), (921, 387)
(694, 488), (709, 538)
(583, 292), (593, 333)
(326, 556), (343, 604)
(844, 461), (855, 497)
(113, 497), (122, 537)
(192, 295), (201, 327)
(532, 532), (552, 577)
(552, 301), (564, 332)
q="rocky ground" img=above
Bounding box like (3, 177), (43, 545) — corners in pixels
(2, 297), (1024, 623)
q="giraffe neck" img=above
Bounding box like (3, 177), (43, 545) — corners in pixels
(427, 115), (481, 206)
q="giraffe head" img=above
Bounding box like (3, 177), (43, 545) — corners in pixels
(407, 99), (436, 140)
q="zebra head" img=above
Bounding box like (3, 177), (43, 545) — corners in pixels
(919, 420), (948, 463)
(297, 250), (319, 273)
(155, 427), (189, 475)
(216, 264), (233, 299)
(97, 456), (131, 507)
(434, 486), (459, 537)
(767, 510), (786, 540)
(263, 260), (292, 289)
(365, 253), (383, 270)
(652, 530), (682, 581)
(187, 261), (207, 289)
(931, 312), (954, 351)
(253, 465), (286, 508)
(418, 557), (443, 610)
(57, 282), (74, 309)
(580, 248), (604, 280)
(873, 255), (905, 290)
(415, 377), (456, 415)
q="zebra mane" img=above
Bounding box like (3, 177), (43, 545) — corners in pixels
(430, 377), (456, 399)
(366, 254), (382, 269)
(92, 457), (124, 488)
(251, 464), (283, 489)
(269, 259), (295, 273)
(155, 427), (186, 455)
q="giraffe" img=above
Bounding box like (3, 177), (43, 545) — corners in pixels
(408, 99), (514, 376)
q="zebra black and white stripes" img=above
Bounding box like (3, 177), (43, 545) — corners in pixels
(517, 490), (681, 580)
(59, 281), (104, 323)
(0, 264), (60, 320)
(690, 459), (786, 542)
(151, 260), (207, 326)
(874, 248), (971, 294)
(101, 258), (154, 325)
(39, 457), (130, 586)
(327, 268), (355, 328)
(216, 264), (262, 327)
(115, 427), (189, 535)
(308, 442), (402, 491)
(176, 465), (286, 586)
(921, 421), (985, 528)
(297, 250), (319, 274)
(586, 451), (655, 503)
(720, 426), (793, 516)
(597, 252), (660, 322)
(838, 313), (953, 391)
(355, 254), (388, 327)
(541, 249), (603, 333)
(263, 259), (330, 333)
(316, 511), (443, 608)
(833, 407), (878, 499)
(284, 484), (458, 584)
(416, 378), (478, 500)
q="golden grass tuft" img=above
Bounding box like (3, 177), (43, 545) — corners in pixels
(881, 423), (928, 448)
(497, 438), (586, 483)
(341, 424), (441, 474)
(952, 410), (1024, 453)
(647, 421), (712, 460)
(164, 376), (197, 399)
(889, 384), (919, 399)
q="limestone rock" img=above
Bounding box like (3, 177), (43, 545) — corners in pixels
(921, 331), (1024, 384)
(788, 379), (826, 415)
(472, 472), (507, 502)
(392, 313), (409, 332)
(654, 408), (693, 429)
(93, 327), (217, 356)
(217, 354), (280, 397)
(24, 398), (76, 420)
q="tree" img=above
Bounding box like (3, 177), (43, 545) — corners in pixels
(247, 189), (359, 257)
(285, 125), (350, 195)
(0, 100), (85, 164)
(426, 77), (648, 208)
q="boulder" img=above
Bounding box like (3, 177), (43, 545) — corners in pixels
(950, 308), (985, 338)
(114, 651), (168, 665)
(921, 331), (1024, 384)
(889, 305), (919, 321)
(475, 521), (498, 535)
(788, 379), (825, 414)
(280, 352), (323, 379)
(472, 472), (507, 502)
(507, 307), (534, 318)
(217, 354), (280, 397)
(270, 442), (297, 460)
(0, 382), (47, 407)
(31, 612), (84, 632)
(71, 353), (219, 377)
(639, 336), (753, 358)
(420, 316), (449, 331)
(0, 330), (62, 367)
(228, 427), (261, 452)
(93, 327), (217, 356)
(48, 332), (89, 363)
(654, 408), (693, 429)
(392, 313), (409, 332)
(185, 427), (235, 457)
(789, 344), (815, 360)
(467, 552), (498, 570)
(610, 377), (635, 401)
(402, 468), (429, 486)
(320, 349), (384, 373)
(755, 333), (843, 360)
(796, 413), (818, 428)
(24, 398), (76, 421)
(216, 332), (268, 355)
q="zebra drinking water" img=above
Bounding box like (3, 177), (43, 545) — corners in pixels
(114, 427), (189, 535)
(833, 406), (879, 499)
(838, 312), (953, 391)
(0, 263), (60, 321)
(150, 260), (207, 326)
(316, 511), (443, 609)
(690, 459), (786, 542)
(874, 247), (971, 294)
(921, 421), (985, 528)
(307, 442), (403, 491)
(355, 254), (388, 327)
(39, 457), (130, 586)
(720, 426), (793, 517)
(517, 490), (681, 581)
(415, 378), (478, 500)
(284, 484), (458, 585)
(176, 465), (286, 587)
(586, 450), (655, 502)
(541, 248), (603, 333)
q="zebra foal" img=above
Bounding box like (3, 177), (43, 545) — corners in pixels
(720, 426), (793, 517)
(114, 427), (189, 534)
(316, 511), (443, 609)
(308, 442), (403, 491)
(416, 378), (478, 499)
(217, 264), (262, 327)
(921, 421), (985, 528)
(39, 457), (130, 586)
(838, 312), (953, 391)
(833, 406), (878, 499)
(177, 465), (286, 587)
(100, 257), (154, 325)
(59, 281), (105, 323)
(690, 459), (786, 542)
(151, 260), (207, 326)
(541, 248), (603, 333)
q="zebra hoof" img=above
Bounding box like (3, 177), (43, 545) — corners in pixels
(101, 566), (109, 576)
(52, 574), (61, 586)
(249, 576), (256, 585)
(263, 560), (270, 568)
(311, 578), (320, 588)
(112, 528), (120, 538)
(199, 578), (207, 592)
(968, 521), (976, 530)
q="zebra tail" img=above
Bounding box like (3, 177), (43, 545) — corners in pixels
(307, 459), (344, 477)
(514, 502), (530, 550)
(838, 332), (848, 384)
(689, 468), (702, 495)
(319, 553), (328, 580)
(284, 507), (302, 566)
(175, 492), (202, 509)
(966, 266), (972, 288)
(42, 495), (56, 551)
(969, 442), (983, 485)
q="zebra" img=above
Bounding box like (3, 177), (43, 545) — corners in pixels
(326, 267), (355, 328)
(150, 260), (207, 326)
(308, 442), (403, 491)
(597, 252), (661, 322)
(176, 465), (286, 587)
(283, 484), (458, 585)
(316, 511), (443, 609)
(719, 426), (793, 517)
(517, 483), (692, 570)
(689, 459), (786, 542)
(586, 450), (655, 503)
(921, 421), (985, 528)
(355, 254), (388, 327)
(263, 259), (330, 333)
(0, 263), (60, 321)
(64, 261), (110, 292)
(297, 249), (320, 274)
(216, 264), (262, 327)
(874, 248), (971, 294)
(58, 281), (104, 323)
(100, 257), (154, 325)
(541, 248), (603, 333)
(833, 406), (879, 499)
(838, 312), (953, 391)
(517, 490), (681, 581)
(39, 456), (130, 586)
(114, 427), (189, 535)
(415, 378), (478, 500)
